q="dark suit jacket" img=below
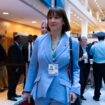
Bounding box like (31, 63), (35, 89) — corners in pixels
(79, 44), (91, 84)
(0, 44), (7, 64)
(79, 44), (90, 65)
(22, 42), (33, 63)
(7, 42), (25, 70)
(22, 43), (28, 63)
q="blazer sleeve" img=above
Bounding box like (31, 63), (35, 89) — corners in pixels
(24, 38), (39, 92)
(71, 38), (80, 95)
(8, 45), (18, 64)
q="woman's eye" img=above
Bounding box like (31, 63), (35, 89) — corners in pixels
(49, 16), (52, 19)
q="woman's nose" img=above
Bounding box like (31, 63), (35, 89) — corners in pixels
(50, 17), (55, 22)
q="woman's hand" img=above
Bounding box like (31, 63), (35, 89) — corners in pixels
(22, 92), (31, 103)
(70, 92), (77, 104)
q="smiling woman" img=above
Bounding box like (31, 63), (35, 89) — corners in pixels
(47, 7), (70, 34)
(23, 7), (80, 105)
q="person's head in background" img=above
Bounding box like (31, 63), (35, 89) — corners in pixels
(0, 35), (6, 45)
(28, 34), (33, 43)
(80, 36), (87, 48)
(96, 32), (105, 41)
(33, 35), (37, 41)
(41, 20), (48, 34)
(77, 36), (81, 42)
(13, 35), (21, 44)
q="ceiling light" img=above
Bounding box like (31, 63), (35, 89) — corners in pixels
(2, 12), (9, 15)
(32, 21), (37, 23)
(94, 0), (105, 18)
(94, 0), (97, 2)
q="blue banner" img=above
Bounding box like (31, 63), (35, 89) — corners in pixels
(56, 0), (64, 8)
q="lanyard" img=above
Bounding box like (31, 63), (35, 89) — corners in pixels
(51, 35), (62, 62)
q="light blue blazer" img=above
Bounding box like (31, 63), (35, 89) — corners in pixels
(24, 33), (80, 104)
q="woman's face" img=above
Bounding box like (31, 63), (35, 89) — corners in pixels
(41, 23), (48, 34)
(48, 14), (64, 32)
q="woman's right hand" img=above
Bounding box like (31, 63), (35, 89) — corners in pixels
(22, 92), (31, 103)
(70, 92), (77, 104)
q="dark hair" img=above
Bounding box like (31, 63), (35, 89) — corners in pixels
(47, 7), (70, 34)
(98, 37), (105, 41)
(33, 35), (37, 40)
(14, 35), (20, 41)
(28, 34), (33, 42)
(77, 36), (81, 41)
(28, 34), (33, 39)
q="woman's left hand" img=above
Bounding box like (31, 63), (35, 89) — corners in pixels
(70, 92), (77, 104)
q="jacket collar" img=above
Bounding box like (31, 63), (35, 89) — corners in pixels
(44, 33), (69, 63)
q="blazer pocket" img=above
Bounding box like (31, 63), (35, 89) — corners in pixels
(34, 76), (41, 83)
(59, 78), (71, 88)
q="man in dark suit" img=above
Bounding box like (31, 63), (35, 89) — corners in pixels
(79, 36), (90, 100)
(0, 35), (7, 92)
(22, 35), (33, 64)
(22, 35), (34, 87)
(7, 35), (25, 101)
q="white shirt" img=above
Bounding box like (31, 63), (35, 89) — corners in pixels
(28, 42), (34, 61)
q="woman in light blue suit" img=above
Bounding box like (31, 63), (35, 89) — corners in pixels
(23, 7), (80, 105)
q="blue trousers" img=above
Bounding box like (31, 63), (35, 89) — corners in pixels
(35, 97), (68, 105)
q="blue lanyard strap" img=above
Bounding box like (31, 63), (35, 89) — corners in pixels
(51, 35), (62, 62)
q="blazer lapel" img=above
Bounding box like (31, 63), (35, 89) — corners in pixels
(79, 45), (83, 57)
(56, 34), (69, 59)
(43, 33), (69, 63)
(44, 33), (53, 63)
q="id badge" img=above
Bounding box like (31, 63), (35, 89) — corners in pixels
(48, 64), (59, 76)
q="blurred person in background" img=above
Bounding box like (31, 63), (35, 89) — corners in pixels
(7, 35), (25, 101)
(22, 35), (34, 87)
(90, 32), (105, 101)
(79, 36), (90, 100)
(0, 35), (7, 92)
(41, 20), (48, 34)
(22, 35), (34, 65)
(23, 7), (80, 105)
(33, 35), (37, 42)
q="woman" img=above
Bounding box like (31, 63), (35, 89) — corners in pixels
(0, 35), (7, 92)
(41, 20), (48, 34)
(23, 7), (80, 105)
